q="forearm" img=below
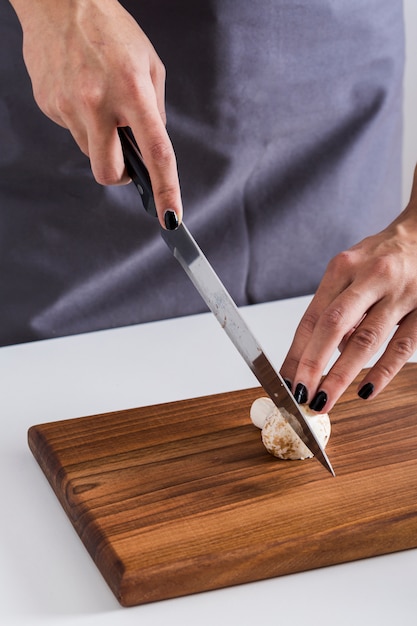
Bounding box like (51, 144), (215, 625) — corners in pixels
(8, 0), (87, 52)
(8, 1), (119, 34)
(9, 0), (72, 25)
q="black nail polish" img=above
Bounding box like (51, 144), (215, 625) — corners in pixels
(283, 378), (292, 392)
(358, 382), (374, 400)
(309, 390), (327, 412)
(294, 383), (308, 404)
(164, 209), (179, 231)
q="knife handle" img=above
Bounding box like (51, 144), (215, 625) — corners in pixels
(117, 126), (157, 218)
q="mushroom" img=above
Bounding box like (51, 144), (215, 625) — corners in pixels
(250, 397), (331, 460)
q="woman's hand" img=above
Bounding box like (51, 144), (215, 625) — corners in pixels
(281, 165), (417, 412)
(10, 0), (182, 229)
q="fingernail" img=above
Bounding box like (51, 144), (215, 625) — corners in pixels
(283, 378), (292, 392)
(164, 209), (179, 230)
(309, 390), (328, 412)
(294, 383), (308, 404)
(358, 382), (374, 400)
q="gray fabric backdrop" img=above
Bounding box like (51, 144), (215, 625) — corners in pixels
(0, 0), (404, 345)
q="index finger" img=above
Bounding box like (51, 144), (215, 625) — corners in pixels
(280, 266), (351, 385)
(130, 106), (183, 230)
(295, 287), (375, 386)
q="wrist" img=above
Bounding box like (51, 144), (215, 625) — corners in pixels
(9, 0), (69, 28)
(389, 176), (417, 241)
(8, 0), (98, 30)
(402, 163), (417, 220)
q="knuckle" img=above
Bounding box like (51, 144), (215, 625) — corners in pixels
(390, 335), (417, 359)
(78, 81), (107, 113)
(148, 138), (174, 166)
(373, 361), (396, 383)
(84, 92), (104, 115)
(327, 249), (355, 274)
(321, 306), (346, 332)
(121, 72), (148, 101)
(372, 256), (395, 281)
(159, 107), (167, 126)
(298, 356), (321, 373)
(282, 355), (299, 373)
(53, 90), (74, 119)
(32, 86), (49, 112)
(93, 164), (121, 186)
(297, 311), (319, 337)
(279, 363), (298, 386)
(154, 182), (179, 205)
(326, 367), (351, 389)
(152, 57), (166, 82)
(350, 326), (381, 351)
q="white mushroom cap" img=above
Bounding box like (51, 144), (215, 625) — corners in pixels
(250, 396), (273, 429)
(250, 397), (331, 460)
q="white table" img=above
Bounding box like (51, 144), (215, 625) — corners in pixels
(1, 295), (416, 626)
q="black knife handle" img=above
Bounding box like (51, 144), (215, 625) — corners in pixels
(118, 126), (157, 218)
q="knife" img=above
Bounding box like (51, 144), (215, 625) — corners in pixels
(118, 127), (335, 476)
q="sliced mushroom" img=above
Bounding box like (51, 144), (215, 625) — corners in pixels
(250, 397), (331, 460)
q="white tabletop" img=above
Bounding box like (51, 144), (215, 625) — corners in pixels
(1, 295), (416, 626)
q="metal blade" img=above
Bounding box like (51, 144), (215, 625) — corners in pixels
(161, 223), (335, 476)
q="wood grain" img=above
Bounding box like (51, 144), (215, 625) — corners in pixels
(28, 363), (417, 606)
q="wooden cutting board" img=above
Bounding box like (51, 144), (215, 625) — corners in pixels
(28, 363), (417, 607)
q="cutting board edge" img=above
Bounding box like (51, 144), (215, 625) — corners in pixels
(117, 515), (417, 606)
(27, 363), (417, 607)
(27, 424), (127, 599)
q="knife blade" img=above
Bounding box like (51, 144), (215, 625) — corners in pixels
(118, 127), (335, 476)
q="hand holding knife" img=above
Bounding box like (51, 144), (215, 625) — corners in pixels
(118, 126), (335, 476)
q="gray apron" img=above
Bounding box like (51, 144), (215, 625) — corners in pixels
(0, 0), (404, 346)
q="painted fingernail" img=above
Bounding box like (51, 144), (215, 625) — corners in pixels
(358, 382), (374, 400)
(164, 209), (179, 230)
(294, 383), (308, 404)
(309, 390), (328, 412)
(283, 378), (292, 392)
